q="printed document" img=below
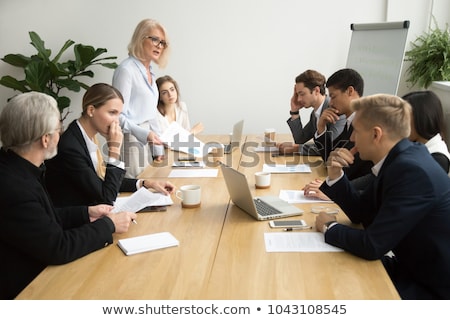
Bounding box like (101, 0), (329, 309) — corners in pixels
(262, 163), (311, 173)
(112, 187), (173, 213)
(264, 232), (343, 252)
(279, 190), (333, 204)
(160, 122), (209, 157)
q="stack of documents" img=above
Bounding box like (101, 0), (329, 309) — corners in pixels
(118, 232), (179, 255)
(112, 188), (173, 213)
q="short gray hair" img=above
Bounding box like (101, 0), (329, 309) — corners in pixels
(0, 92), (60, 152)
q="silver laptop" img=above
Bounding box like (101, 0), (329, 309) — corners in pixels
(223, 120), (244, 154)
(220, 163), (303, 220)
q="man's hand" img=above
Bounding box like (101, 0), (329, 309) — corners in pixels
(315, 212), (337, 234)
(326, 147), (355, 180)
(88, 204), (114, 222)
(277, 142), (299, 155)
(107, 211), (137, 234)
(317, 107), (340, 135)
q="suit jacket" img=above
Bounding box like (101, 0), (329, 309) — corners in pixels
(320, 139), (450, 299)
(286, 96), (346, 144)
(314, 121), (373, 181)
(0, 148), (114, 299)
(46, 120), (137, 207)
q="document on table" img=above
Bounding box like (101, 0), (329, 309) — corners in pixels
(169, 169), (218, 178)
(264, 232), (343, 252)
(160, 122), (210, 157)
(112, 187), (173, 213)
(263, 163), (311, 173)
(279, 190), (333, 204)
(118, 232), (179, 256)
(254, 146), (279, 153)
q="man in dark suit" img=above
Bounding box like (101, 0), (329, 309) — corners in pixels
(278, 69), (346, 155)
(314, 68), (373, 181)
(0, 92), (136, 299)
(316, 94), (450, 299)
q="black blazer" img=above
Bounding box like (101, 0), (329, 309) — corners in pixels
(320, 139), (450, 299)
(46, 120), (137, 207)
(0, 149), (114, 299)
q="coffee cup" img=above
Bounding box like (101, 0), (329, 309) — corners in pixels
(255, 171), (271, 189)
(176, 185), (201, 208)
(263, 128), (276, 146)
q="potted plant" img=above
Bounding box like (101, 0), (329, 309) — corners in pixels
(0, 31), (118, 121)
(404, 19), (450, 89)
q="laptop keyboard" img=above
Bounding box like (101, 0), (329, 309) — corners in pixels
(254, 198), (282, 216)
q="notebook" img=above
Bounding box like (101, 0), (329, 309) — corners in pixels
(220, 163), (303, 220)
(223, 120), (244, 154)
(118, 232), (179, 256)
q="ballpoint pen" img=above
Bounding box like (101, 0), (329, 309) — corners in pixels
(131, 219), (137, 225)
(283, 226), (312, 232)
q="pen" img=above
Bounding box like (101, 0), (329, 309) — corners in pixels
(131, 219), (137, 225)
(283, 226), (312, 231)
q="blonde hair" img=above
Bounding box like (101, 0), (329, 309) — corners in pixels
(0, 92), (60, 152)
(351, 94), (411, 140)
(127, 19), (170, 68)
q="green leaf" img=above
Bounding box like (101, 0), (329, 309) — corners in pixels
(56, 96), (71, 112)
(1, 54), (31, 68)
(52, 39), (75, 64)
(54, 78), (82, 92)
(0, 76), (29, 92)
(29, 31), (51, 62)
(24, 61), (51, 92)
(100, 62), (118, 69)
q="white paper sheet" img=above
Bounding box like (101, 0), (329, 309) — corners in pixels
(254, 146), (279, 152)
(168, 169), (218, 178)
(160, 122), (209, 157)
(112, 187), (173, 213)
(264, 232), (343, 252)
(262, 163), (312, 173)
(279, 190), (333, 204)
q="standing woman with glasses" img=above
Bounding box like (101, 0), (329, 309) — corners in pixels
(113, 18), (170, 178)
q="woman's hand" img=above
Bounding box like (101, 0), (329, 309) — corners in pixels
(143, 180), (176, 195)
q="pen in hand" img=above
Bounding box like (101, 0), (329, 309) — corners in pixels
(131, 219), (137, 225)
(283, 226), (312, 232)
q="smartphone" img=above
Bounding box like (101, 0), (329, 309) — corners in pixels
(269, 219), (307, 228)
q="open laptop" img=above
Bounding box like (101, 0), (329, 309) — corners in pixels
(223, 120), (244, 154)
(220, 163), (303, 220)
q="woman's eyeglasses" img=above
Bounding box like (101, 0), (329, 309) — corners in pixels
(144, 36), (168, 49)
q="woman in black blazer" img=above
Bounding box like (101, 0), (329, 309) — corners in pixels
(46, 83), (175, 207)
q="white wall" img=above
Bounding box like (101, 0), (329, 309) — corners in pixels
(0, 0), (448, 135)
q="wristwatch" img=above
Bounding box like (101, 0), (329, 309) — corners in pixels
(322, 221), (337, 233)
(289, 110), (299, 115)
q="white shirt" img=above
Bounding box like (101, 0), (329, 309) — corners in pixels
(157, 101), (192, 134)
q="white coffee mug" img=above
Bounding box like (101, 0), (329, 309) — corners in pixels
(176, 185), (201, 208)
(255, 171), (271, 189)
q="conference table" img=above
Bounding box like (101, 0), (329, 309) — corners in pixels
(16, 134), (400, 300)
